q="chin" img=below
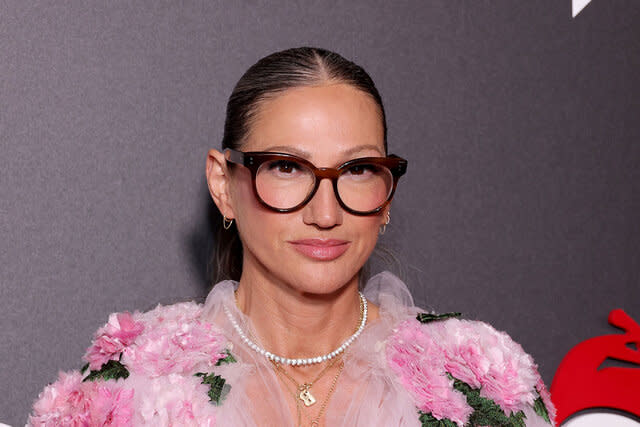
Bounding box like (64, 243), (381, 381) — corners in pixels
(285, 263), (359, 296)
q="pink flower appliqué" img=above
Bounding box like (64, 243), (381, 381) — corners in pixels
(119, 302), (229, 377)
(387, 317), (543, 426)
(84, 312), (144, 370)
(387, 320), (473, 426)
(437, 319), (538, 415)
(28, 371), (134, 427)
(126, 372), (217, 426)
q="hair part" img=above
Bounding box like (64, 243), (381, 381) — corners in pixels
(211, 47), (388, 284)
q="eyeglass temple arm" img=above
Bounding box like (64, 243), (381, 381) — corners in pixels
(224, 148), (245, 165)
(388, 155), (408, 177)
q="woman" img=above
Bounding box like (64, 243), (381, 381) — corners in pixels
(28, 47), (555, 426)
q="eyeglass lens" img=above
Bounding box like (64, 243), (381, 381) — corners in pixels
(255, 159), (393, 212)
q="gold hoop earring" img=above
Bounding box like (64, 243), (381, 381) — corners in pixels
(379, 212), (390, 235)
(223, 216), (234, 230)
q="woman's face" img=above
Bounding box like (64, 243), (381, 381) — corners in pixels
(227, 83), (387, 294)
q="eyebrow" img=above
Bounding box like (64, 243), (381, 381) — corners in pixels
(261, 144), (385, 159)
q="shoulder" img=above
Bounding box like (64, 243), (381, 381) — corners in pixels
(82, 301), (236, 379)
(83, 301), (230, 375)
(386, 313), (556, 427)
(28, 302), (235, 426)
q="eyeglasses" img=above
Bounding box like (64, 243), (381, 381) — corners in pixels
(224, 148), (407, 216)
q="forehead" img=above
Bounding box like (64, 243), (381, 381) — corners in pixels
(243, 83), (385, 162)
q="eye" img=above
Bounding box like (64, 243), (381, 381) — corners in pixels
(345, 164), (376, 176)
(268, 160), (299, 174)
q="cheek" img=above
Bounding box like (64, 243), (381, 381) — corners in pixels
(349, 216), (383, 254)
(229, 169), (262, 220)
(229, 172), (287, 248)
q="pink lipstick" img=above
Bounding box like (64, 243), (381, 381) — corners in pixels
(288, 239), (350, 261)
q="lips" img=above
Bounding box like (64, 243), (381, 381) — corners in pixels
(287, 239), (351, 261)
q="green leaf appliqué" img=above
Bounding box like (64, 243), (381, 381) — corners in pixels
(418, 410), (459, 427)
(533, 387), (551, 424)
(416, 312), (462, 324)
(82, 354), (129, 382)
(195, 372), (231, 405)
(448, 374), (526, 427)
(215, 349), (237, 366)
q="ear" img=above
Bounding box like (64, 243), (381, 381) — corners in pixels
(206, 149), (235, 219)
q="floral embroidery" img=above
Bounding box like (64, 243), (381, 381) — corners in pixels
(82, 353), (130, 382)
(416, 312), (462, 323)
(387, 319), (472, 425)
(195, 372), (232, 405)
(387, 316), (553, 426)
(28, 303), (235, 426)
(215, 349), (237, 366)
(84, 312), (144, 371)
(533, 384), (553, 424)
(27, 371), (134, 426)
(448, 373), (526, 426)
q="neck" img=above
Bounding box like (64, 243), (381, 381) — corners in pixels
(234, 265), (364, 360)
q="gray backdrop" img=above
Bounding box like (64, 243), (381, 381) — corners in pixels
(1, 1), (639, 425)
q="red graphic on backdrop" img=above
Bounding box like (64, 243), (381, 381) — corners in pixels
(550, 309), (640, 424)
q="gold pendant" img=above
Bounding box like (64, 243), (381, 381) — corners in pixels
(299, 385), (316, 406)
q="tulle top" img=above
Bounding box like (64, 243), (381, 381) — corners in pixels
(28, 272), (556, 426)
(202, 271), (422, 426)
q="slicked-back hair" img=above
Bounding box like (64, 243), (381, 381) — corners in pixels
(212, 47), (387, 284)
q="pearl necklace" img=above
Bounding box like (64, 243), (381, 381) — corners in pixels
(223, 292), (368, 366)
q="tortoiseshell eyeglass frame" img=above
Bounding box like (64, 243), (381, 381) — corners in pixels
(224, 148), (407, 216)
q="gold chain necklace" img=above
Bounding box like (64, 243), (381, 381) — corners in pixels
(270, 355), (341, 407)
(272, 356), (345, 427)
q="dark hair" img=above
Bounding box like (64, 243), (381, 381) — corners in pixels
(211, 47), (388, 283)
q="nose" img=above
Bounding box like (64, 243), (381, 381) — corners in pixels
(302, 178), (343, 228)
